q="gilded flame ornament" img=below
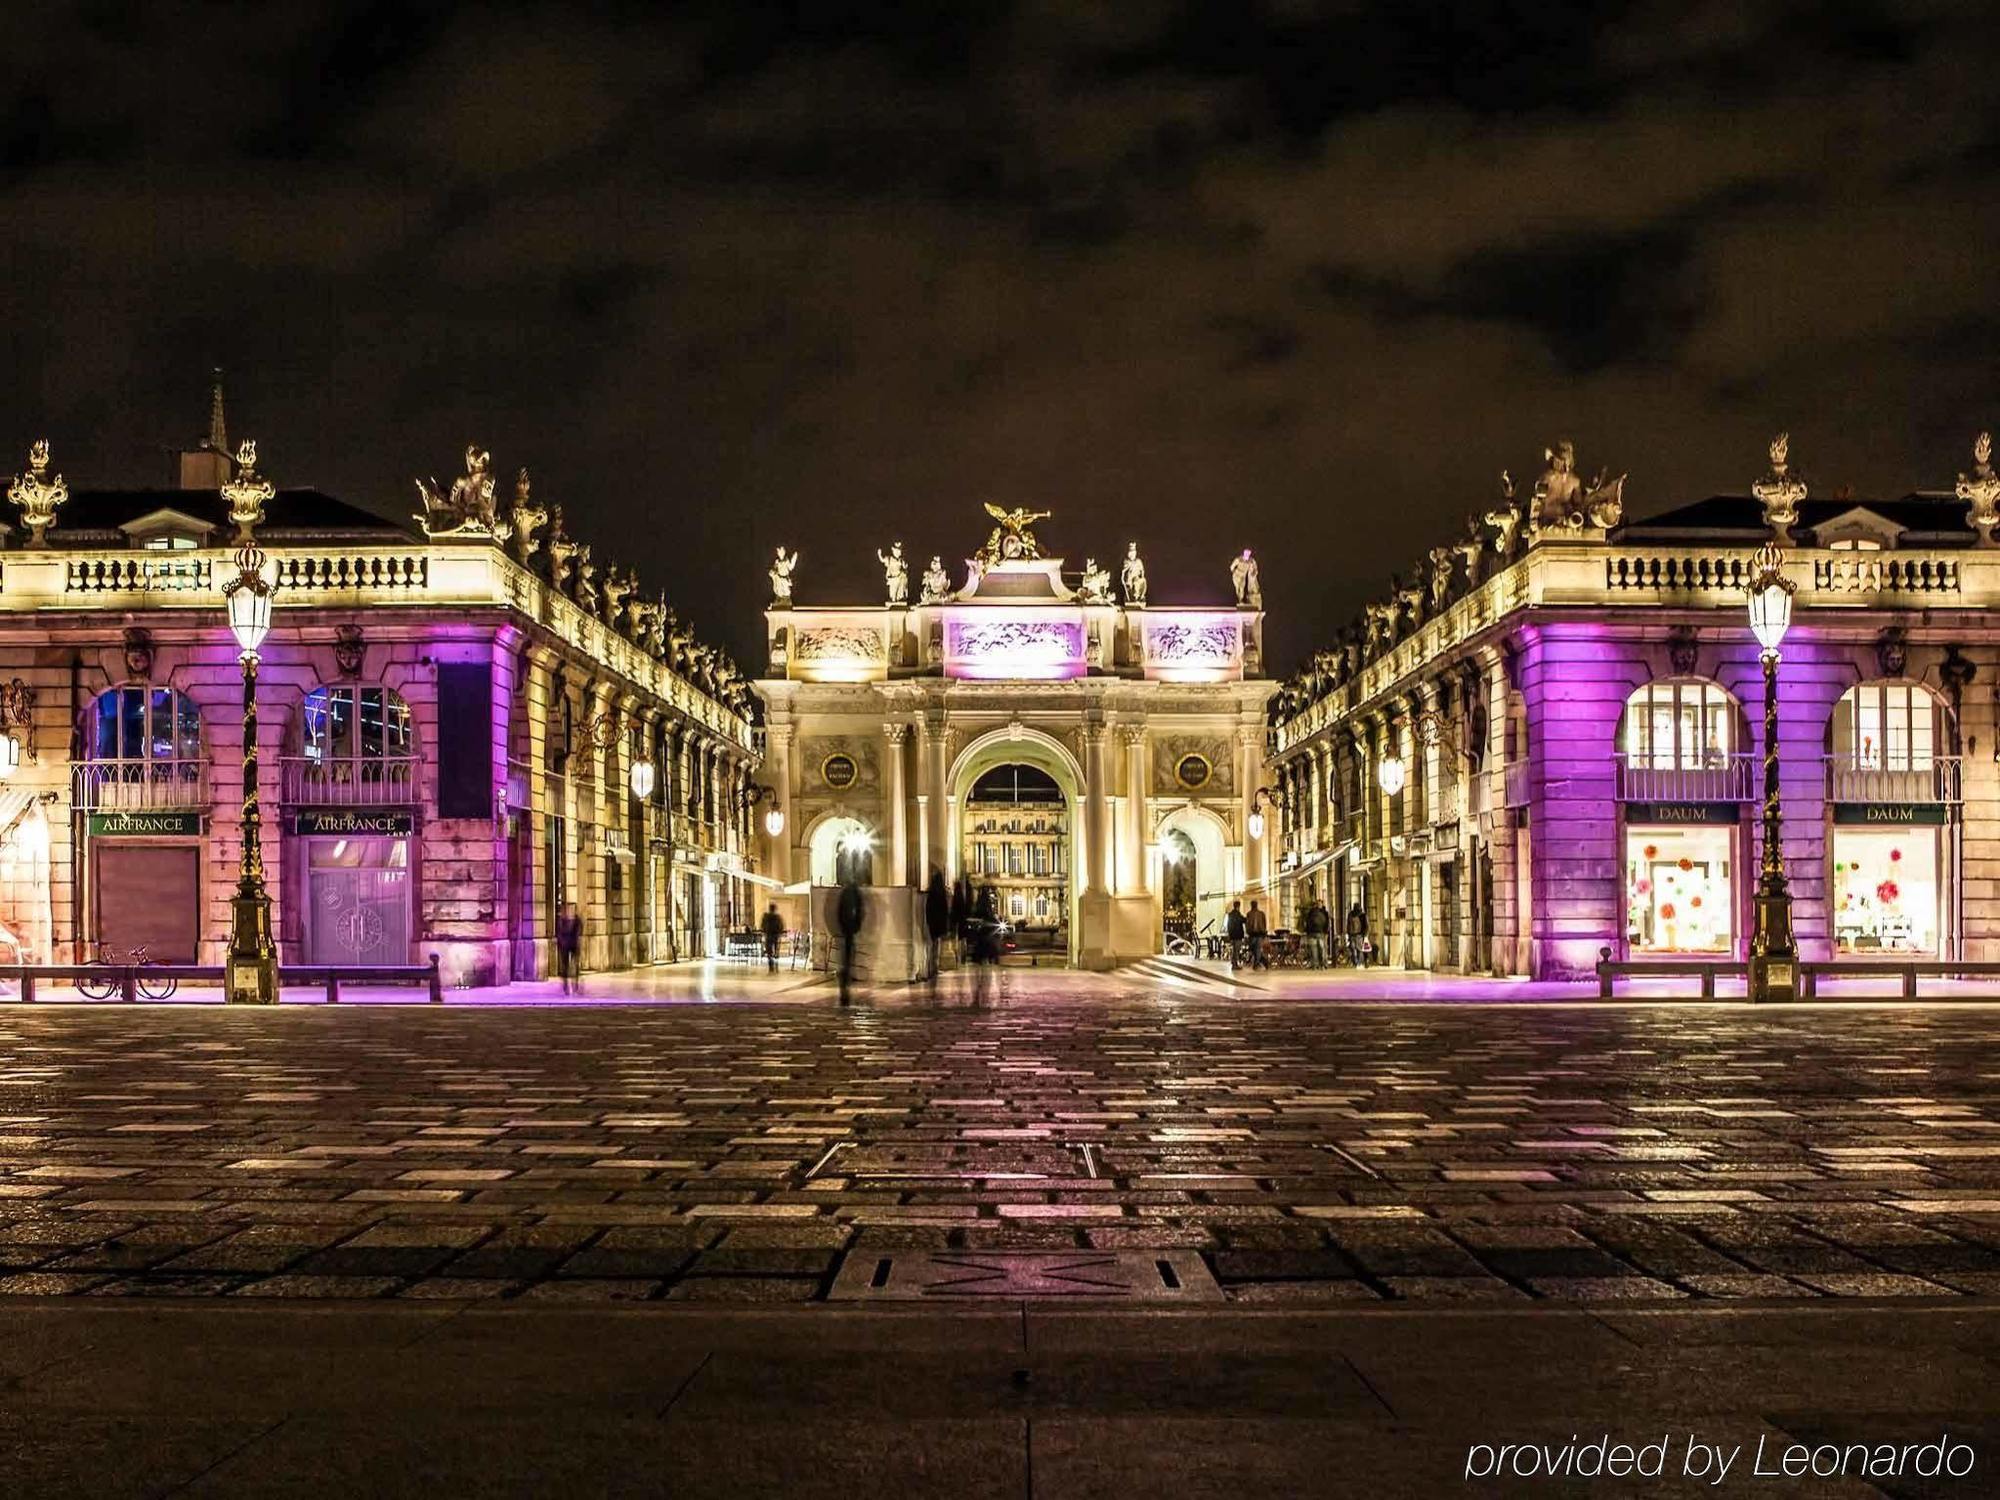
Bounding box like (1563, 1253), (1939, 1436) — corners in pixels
(220, 440), (275, 541)
(7, 439), (68, 548)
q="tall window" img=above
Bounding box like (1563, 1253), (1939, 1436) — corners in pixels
(1831, 683), (1937, 768)
(1620, 681), (1735, 769)
(302, 686), (413, 766)
(90, 686), (201, 768)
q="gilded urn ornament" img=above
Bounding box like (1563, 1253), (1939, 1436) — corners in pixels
(1752, 432), (1806, 544)
(1956, 431), (2000, 549)
(220, 439), (275, 541)
(7, 439), (68, 548)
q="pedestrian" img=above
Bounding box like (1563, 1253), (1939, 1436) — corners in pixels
(950, 874), (971, 961)
(836, 874), (865, 1005)
(1345, 902), (1369, 967)
(760, 901), (784, 974)
(1303, 897), (1329, 968)
(1246, 899), (1269, 969)
(555, 902), (583, 994)
(924, 867), (949, 985)
(1225, 899), (1246, 970)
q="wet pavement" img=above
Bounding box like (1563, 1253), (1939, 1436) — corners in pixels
(3, 975), (1998, 1306)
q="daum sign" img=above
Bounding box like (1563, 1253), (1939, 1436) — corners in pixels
(1833, 803), (1949, 826)
(294, 810), (416, 836)
(1623, 802), (1741, 826)
(86, 811), (203, 837)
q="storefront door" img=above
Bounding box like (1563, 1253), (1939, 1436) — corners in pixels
(93, 842), (199, 962)
(304, 837), (412, 965)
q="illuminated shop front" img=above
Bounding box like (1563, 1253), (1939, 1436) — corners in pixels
(1831, 815), (1942, 954)
(1624, 821), (1737, 954)
(1827, 681), (1955, 956)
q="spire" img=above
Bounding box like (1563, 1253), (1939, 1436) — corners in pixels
(205, 367), (227, 454)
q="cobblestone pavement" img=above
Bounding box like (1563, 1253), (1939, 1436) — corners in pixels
(3, 981), (1999, 1305)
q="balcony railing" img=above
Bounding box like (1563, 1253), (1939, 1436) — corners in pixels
(281, 756), (421, 807)
(1615, 754), (1756, 803)
(73, 758), (209, 812)
(1825, 755), (1960, 804)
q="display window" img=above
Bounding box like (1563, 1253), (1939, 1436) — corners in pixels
(1625, 826), (1734, 953)
(1833, 829), (1938, 953)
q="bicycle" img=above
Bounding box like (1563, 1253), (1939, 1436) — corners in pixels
(78, 944), (179, 1001)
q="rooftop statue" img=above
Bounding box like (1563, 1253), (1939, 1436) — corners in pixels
(978, 503), (1052, 565)
(575, 545), (599, 614)
(877, 541), (909, 606)
(416, 444), (510, 541)
(7, 438), (68, 549)
(1453, 514), (1486, 586)
(1956, 431), (2000, 549)
(1120, 541), (1148, 606)
(1752, 432), (1806, 543)
(918, 555), (952, 605)
(547, 506), (578, 591)
(509, 468), (547, 563)
(1426, 545), (1454, 610)
(1079, 557), (1114, 605)
(1230, 548), (1262, 608)
(1531, 440), (1583, 531)
(769, 546), (798, 604)
(1483, 470), (1523, 557)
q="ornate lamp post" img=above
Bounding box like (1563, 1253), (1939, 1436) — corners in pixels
(223, 542), (278, 1003)
(1746, 542), (1798, 1003)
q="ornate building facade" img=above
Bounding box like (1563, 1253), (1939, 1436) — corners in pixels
(1269, 433), (2000, 980)
(754, 510), (1276, 969)
(0, 392), (758, 985)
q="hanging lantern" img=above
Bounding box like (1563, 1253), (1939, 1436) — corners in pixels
(629, 759), (656, 799)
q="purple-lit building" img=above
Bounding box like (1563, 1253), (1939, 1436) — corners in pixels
(1270, 436), (1996, 980)
(0, 398), (758, 986)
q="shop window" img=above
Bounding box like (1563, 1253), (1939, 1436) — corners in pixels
(1625, 827), (1733, 953)
(1833, 829), (1937, 953)
(89, 685), (202, 767)
(1620, 681), (1736, 769)
(1830, 683), (1938, 769)
(298, 685), (415, 803)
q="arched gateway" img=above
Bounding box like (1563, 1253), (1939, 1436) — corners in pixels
(754, 508), (1276, 974)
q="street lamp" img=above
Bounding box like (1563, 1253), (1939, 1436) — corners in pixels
(1746, 541), (1797, 1003)
(1247, 785), (1286, 841)
(629, 758), (657, 799)
(223, 542), (277, 1005)
(736, 780), (784, 837)
(1376, 750), (1407, 798)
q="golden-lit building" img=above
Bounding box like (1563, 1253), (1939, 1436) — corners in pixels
(961, 764), (1068, 938)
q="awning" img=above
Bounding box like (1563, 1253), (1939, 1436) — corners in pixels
(1279, 840), (1356, 886)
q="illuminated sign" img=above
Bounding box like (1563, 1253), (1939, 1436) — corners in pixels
(1833, 803), (1948, 826)
(1175, 753), (1213, 790)
(87, 811), (203, 837)
(1623, 802), (1740, 826)
(295, 810), (416, 836)
(821, 753), (859, 789)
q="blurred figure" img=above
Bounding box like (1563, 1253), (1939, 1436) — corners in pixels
(836, 874), (864, 1006)
(555, 903), (583, 994)
(760, 902), (784, 973)
(924, 867), (949, 987)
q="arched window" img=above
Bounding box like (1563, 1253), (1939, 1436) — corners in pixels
(80, 686), (204, 809)
(1620, 680), (1737, 770)
(296, 685), (414, 802)
(1829, 682), (1941, 770)
(809, 816), (874, 886)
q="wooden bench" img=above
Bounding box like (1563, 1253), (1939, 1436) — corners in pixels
(1596, 948), (1746, 998)
(1799, 959), (2000, 1000)
(281, 954), (443, 1003)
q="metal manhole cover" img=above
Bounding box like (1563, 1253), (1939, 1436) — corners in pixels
(829, 1250), (1221, 1302)
(809, 1141), (1095, 1183)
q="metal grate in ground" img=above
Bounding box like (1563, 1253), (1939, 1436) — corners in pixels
(828, 1249), (1223, 1302)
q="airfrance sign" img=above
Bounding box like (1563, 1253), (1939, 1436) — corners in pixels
(294, 810), (416, 836)
(1623, 802), (1741, 826)
(86, 811), (203, 837)
(1833, 803), (1948, 826)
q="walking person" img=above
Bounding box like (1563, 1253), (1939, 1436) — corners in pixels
(1246, 899), (1270, 970)
(1345, 902), (1370, 967)
(760, 901), (784, 974)
(836, 874), (865, 1006)
(971, 883), (1000, 1004)
(950, 874), (971, 963)
(555, 902), (583, 995)
(1225, 899), (1246, 971)
(1303, 896), (1330, 968)
(924, 867), (949, 987)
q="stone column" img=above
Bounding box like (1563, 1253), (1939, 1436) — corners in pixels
(764, 719), (794, 890)
(1121, 725), (1149, 896)
(918, 708), (949, 880)
(1082, 722), (1111, 897)
(1238, 725), (1268, 891)
(883, 722), (910, 885)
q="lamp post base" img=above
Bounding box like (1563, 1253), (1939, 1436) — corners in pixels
(1747, 886), (1797, 1004)
(227, 889), (277, 1005)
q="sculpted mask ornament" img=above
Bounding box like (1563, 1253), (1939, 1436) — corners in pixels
(918, 555), (951, 605)
(877, 541), (909, 605)
(122, 627), (155, 682)
(1120, 541), (1148, 605)
(1874, 626), (1909, 681)
(1483, 470), (1522, 558)
(769, 546), (799, 604)
(508, 469), (547, 562)
(333, 624), (365, 677)
(1752, 432), (1806, 544)
(1956, 432), (2000, 549)
(220, 440), (275, 542)
(978, 503), (1052, 565)
(1666, 625), (1700, 677)
(8, 439), (68, 548)
(415, 444), (510, 541)
(1079, 557), (1114, 605)
(1230, 549), (1262, 608)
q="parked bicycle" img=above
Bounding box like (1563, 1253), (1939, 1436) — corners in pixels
(77, 943), (179, 1001)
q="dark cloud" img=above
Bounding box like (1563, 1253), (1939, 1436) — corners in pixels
(1, 0), (1994, 676)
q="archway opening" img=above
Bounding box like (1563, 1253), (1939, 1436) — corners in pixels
(1156, 804), (1231, 954)
(808, 816), (875, 888)
(962, 762), (1069, 963)
(1161, 829), (1198, 949)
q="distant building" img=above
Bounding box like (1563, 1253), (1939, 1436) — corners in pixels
(962, 764), (1068, 936)
(0, 383), (758, 985)
(1269, 434), (1998, 979)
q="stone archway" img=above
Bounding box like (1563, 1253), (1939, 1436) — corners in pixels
(1155, 802), (1232, 950)
(948, 727), (1085, 965)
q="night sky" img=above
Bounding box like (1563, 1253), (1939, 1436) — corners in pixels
(4, 2), (1993, 673)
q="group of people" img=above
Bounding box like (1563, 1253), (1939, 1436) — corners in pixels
(1223, 896), (1373, 970)
(813, 867), (1013, 1004)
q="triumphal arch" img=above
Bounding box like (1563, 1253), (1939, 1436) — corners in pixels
(754, 508), (1276, 972)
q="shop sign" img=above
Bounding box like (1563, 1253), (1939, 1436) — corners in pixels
(294, 810), (415, 836)
(1833, 803), (1948, 826)
(87, 810), (203, 837)
(1624, 801), (1740, 826)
